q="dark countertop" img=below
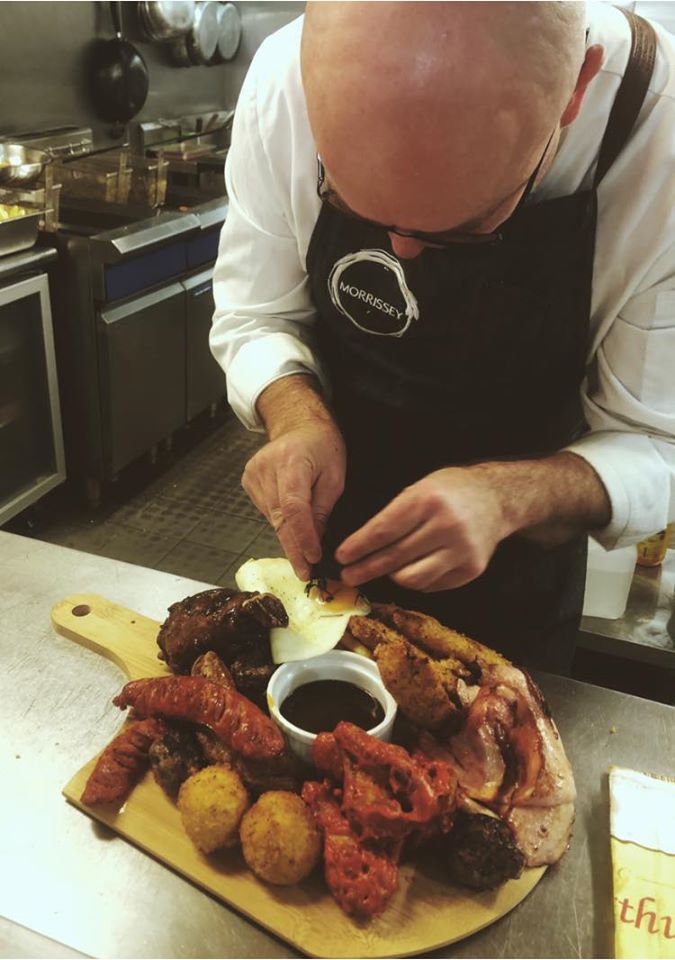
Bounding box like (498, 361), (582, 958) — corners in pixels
(1, 530), (673, 960)
(0, 243), (58, 284)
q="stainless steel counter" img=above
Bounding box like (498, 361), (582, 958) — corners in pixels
(0, 244), (58, 284)
(1, 530), (674, 960)
(580, 550), (675, 670)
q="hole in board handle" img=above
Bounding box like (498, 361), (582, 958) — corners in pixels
(72, 604), (91, 617)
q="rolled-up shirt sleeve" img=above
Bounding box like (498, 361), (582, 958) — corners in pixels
(566, 260), (675, 548)
(210, 28), (326, 432)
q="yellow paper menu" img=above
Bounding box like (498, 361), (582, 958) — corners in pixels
(610, 767), (675, 959)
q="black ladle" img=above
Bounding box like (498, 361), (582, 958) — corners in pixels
(89, 0), (149, 125)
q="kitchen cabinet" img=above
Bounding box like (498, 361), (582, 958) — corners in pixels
(184, 268), (226, 421)
(0, 265), (65, 524)
(49, 199), (228, 504)
(99, 282), (186, 474)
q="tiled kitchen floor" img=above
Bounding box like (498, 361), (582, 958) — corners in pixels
(4, 410), (280, 589)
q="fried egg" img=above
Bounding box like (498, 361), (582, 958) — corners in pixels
(235, 557), (370, 664)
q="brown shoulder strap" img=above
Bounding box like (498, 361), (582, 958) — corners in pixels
(594, 9), (657, 187)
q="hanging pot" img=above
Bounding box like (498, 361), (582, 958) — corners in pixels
(138, 0), (195, 43)
(170, 1), (219, 67)
(211, 3), (242, 64)
(89, 1), (150, 124)
(187, 1), (220, 65)
(170, 34), (193, 67)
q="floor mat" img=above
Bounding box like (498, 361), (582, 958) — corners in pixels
(3, 411), (271, 588)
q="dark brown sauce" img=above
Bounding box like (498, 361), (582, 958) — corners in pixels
(280, 680), (385, 734)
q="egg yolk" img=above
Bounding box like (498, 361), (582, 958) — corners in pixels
(305, 579), (366, 613)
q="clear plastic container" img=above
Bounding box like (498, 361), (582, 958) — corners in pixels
(582, 538), (637, 620)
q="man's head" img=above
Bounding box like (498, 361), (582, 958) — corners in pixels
(301, 1), (603, 258)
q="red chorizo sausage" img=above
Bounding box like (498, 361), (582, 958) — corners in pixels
(112, 675), (284, 761)
(81, 717), (167, 806)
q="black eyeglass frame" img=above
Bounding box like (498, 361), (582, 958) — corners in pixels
(316, 130), (555, 247)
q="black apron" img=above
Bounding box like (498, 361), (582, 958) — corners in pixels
(305, 12), (656, 675)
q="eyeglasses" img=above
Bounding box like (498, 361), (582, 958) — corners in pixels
(316, 131), (554, 247)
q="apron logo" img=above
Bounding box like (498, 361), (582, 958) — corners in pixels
(328, 249), (420, 337)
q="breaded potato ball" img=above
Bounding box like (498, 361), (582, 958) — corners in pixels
(240, 790), (321, 885)
(177, 765), (249, 854)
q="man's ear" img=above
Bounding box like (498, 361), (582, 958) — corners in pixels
(560, 45), (604, 127)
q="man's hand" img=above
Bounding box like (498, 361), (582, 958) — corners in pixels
(336, 453), (611, 592)
(242, 375), (346, 581)
(336, 467), (509, 591)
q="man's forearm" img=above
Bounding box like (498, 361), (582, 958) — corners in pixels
(474, 451), (612, 545)
(255, 380), (611, 549)
(256, 374), (336, 440)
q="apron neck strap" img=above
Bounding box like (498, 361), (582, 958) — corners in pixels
(594, 9), (656, 187)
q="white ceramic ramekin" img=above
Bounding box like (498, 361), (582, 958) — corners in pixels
(266, 650), (398, 765)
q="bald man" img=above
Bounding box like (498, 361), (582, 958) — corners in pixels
(211, 2), (675, 673)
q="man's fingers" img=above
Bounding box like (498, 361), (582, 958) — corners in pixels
(416, 563), (483, 592)
(335, 488), (424, 565)
(340, 522), (445, 586)
(391, 553), (486, 592)
(273, 520), (313, 582)
(275, 459), (323, 574)
(240, 419), (348, 582)
(241, 469), (273, 526)
(242, 456), (316, 580)
(311, 469), (345, 542)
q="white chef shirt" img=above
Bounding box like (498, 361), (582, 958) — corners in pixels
(211, 3), (675, 550)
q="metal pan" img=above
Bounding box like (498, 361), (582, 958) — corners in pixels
(0, 144), (49, 187)
(170, 30), (193, 67)
(89, 1), (149, 124)
(211, 3), (242, 64)
(139, 0), (195, 42)
(0, 209), (41, 256)
(170, 1), (218, 67)
(187, 1), (220, 65)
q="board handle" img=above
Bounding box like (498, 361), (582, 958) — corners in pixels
(51, 593), (169, 682)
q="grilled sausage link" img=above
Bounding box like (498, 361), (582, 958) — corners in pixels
(113, 675), (284, 761)
(81, 717), (167, 806)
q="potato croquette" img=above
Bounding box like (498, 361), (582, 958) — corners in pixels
(177, 765), (249, 854)
(240, 791), (321, 885)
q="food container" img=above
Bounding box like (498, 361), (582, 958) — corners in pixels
(0, 208), (41, 256)
(0, 179), (62, 233)
(0, 143), (49, 187)
(582, 538), (637, 620)
(636, 524), (673, 567)
(267, 650), (397, 764)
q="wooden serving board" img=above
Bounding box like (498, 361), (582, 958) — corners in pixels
(55, 593), (546, 959)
